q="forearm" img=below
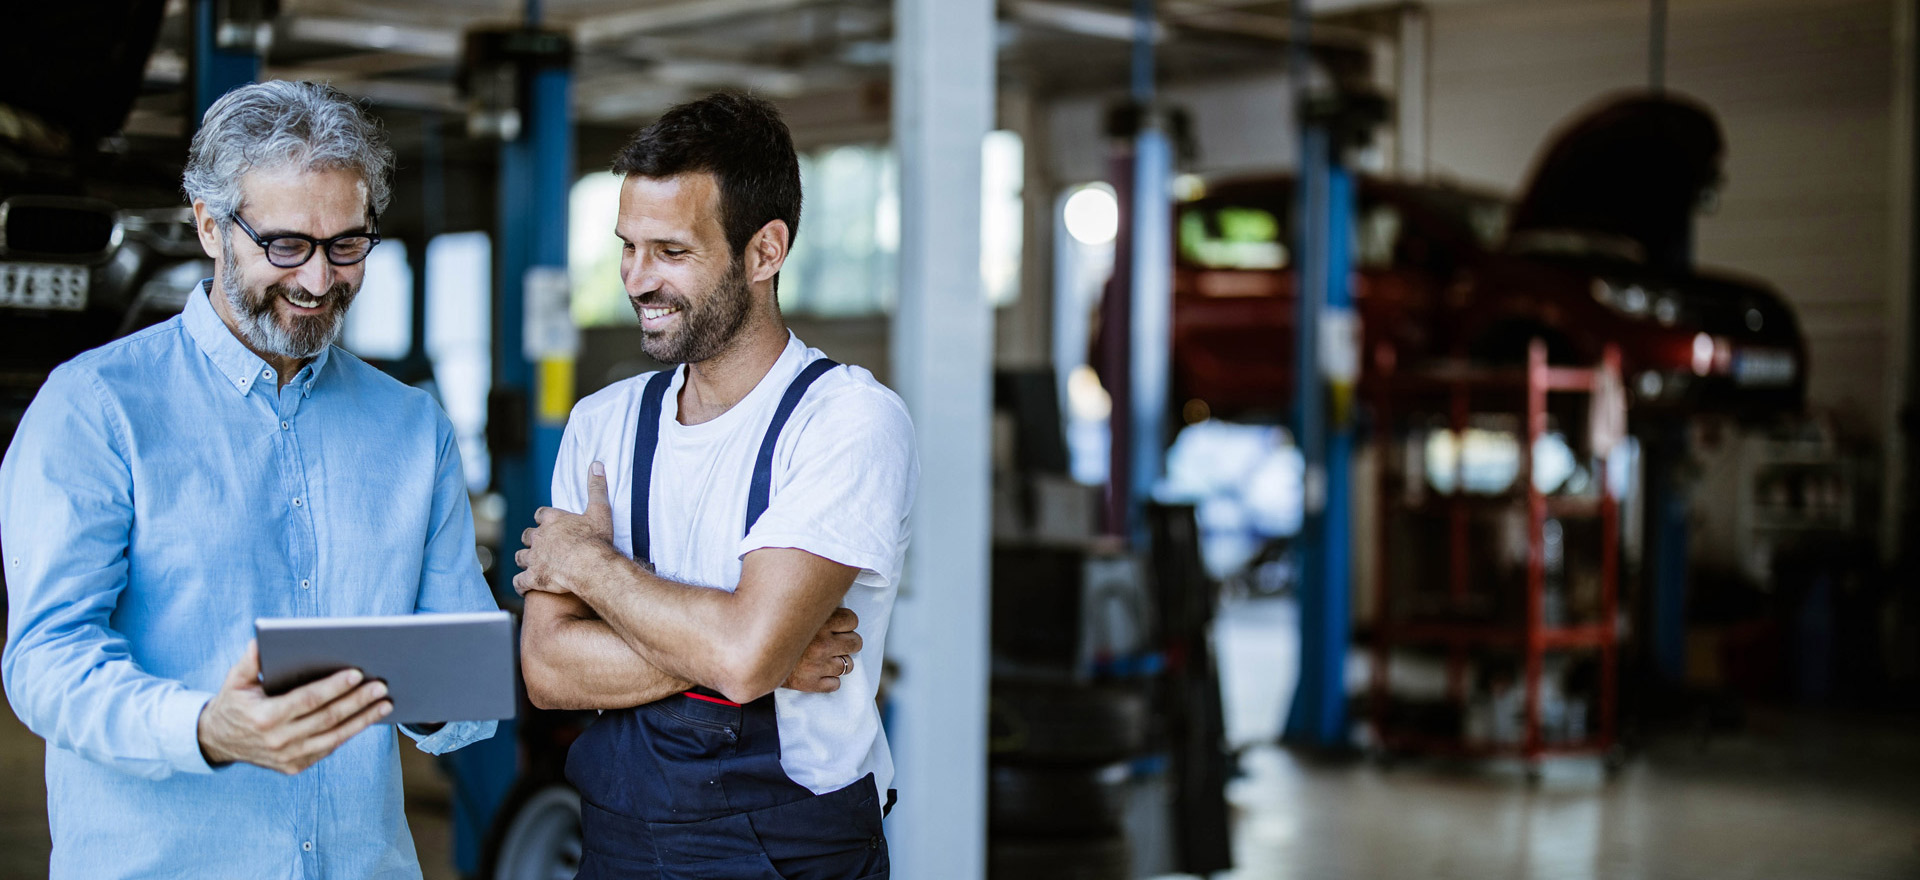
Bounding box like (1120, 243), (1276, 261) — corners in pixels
(568, 549), (841, 704)
(520, 591), (692, 710)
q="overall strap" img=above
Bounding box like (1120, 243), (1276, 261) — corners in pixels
(629, 368), (676, 562)
(744, 358), (840, 536)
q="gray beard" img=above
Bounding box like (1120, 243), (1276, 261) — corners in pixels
(219, 243), (353, 361)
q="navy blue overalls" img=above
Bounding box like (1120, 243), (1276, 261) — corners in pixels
(565, 358), (893, 880)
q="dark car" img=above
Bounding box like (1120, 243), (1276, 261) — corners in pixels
(0, 1), (206, 451)
(1169, 92), (1807, 422)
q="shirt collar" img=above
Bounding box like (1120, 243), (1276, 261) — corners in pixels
(184, 279), (333, 397)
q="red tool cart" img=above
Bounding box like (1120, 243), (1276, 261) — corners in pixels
(1366, 339), (1624, 780)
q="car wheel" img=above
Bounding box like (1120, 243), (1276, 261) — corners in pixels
(483, 780), (583, 880)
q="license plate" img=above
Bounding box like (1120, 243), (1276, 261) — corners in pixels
(0, 262), (88, 311)
(1733, 347), (1795, 387)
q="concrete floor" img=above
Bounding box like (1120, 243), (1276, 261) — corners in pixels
(1205, 596), (1920, 880)
(1, 605), (1916, 878)
(1214, 724), (1920, 880)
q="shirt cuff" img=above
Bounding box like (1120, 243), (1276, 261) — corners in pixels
(159, 688), (217, 776)
(403, 719), (497, 755)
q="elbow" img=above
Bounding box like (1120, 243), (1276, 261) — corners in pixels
(710, 647), (790, 705)
(522, 656), (583, 711)
(522, 664), (564, 711)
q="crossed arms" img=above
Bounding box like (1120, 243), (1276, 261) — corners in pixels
(516, 462), (862, 708)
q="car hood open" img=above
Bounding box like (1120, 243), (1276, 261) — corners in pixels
(1506, 91), (1725, 273)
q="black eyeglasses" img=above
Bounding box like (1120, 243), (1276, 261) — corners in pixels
(231, 213), (382, 268)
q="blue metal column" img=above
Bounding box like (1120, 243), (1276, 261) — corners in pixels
(450, 19), (573, 874)
(190, 0), (259, 126)
(1282, 0), (1357, 748)
(493, 63), (574, 548)
(1127, 0), (1173, 543)
(1649, 425), (1691, 684)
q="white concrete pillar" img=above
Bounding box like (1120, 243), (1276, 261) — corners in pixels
(886, 0), (994, 878)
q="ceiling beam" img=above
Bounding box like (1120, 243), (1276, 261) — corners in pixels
(283, 16), (461, 59)
(573, 0), (826, 48)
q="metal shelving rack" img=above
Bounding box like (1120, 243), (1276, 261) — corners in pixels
(1367, 340), (1622, 774)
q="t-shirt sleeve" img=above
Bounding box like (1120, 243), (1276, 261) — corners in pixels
(550, 395), (595, 516)
(739, 384), (919, 589)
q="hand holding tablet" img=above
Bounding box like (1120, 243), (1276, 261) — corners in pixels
(255, 611), (517, 725)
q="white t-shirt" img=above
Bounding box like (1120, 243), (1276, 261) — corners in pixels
(550, 333), (918, 797)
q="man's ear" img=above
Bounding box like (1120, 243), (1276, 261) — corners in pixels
(192, 201), (222, 261)
(746, 219), (791, 285)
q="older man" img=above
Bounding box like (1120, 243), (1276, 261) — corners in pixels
(0, 81), (485, 879)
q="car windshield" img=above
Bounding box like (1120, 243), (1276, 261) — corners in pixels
(1177, 183), (1509, 273)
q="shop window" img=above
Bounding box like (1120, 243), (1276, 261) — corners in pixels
(342, 240), (413, 360)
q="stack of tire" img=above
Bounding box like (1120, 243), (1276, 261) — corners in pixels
(988, 677), (1149, 880)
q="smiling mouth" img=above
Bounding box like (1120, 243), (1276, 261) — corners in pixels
(640, 305), (681, 321)
(282, 290), (323, 310)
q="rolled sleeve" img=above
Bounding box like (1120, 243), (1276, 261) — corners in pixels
(403, 719), (497, 755)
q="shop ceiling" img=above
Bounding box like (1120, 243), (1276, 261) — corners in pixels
(126, 0), (1510, 138)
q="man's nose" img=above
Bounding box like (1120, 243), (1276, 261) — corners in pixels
(625, 258), (663, 298)
(295, 249), (335, 293)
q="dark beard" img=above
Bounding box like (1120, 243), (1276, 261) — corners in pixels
(221, 244), (357, 360)
(632, 258), (753, 364)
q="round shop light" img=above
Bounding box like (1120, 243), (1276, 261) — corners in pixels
(1692, 332), (1715, 377)
(1064, 184), (1120, 246)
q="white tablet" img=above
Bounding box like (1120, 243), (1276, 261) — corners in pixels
(256, 611), (517, 725)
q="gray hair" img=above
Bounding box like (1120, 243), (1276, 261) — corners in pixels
(182, 81), (394, 222)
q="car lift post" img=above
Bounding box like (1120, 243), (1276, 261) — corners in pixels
(189, 0), (261, 127)
(1282, 0), (1366, 750)
(447, 4), (575, 872)
(1125, 0), (1176, 546)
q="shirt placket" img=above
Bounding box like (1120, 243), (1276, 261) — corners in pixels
(268, 370), (325, 873)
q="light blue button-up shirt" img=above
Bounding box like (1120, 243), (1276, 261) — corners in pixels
(0, 285), (499, 879)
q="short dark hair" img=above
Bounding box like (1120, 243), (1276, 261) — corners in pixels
(611, 91), (802, 260)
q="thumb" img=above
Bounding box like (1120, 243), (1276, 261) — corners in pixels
(586, 461), (612, 526)
(227, 639), (262, 690)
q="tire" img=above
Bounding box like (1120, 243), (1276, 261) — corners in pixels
(989, 835), (1131, 880)
(989, 682), (1148, 764)
(989, 763), (1129, 836)
(482, 780), (584, 880)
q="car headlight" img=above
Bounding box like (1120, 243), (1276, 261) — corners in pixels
(1591, 278), (1650, 316)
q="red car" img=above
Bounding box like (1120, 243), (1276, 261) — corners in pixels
(1170, 93), (1807, 423)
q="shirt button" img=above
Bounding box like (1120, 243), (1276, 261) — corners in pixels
(281, 421), (290, 431)
(301, 579), (311, 590)
(263, 368), (274, 379)
(302, 841), (313, 852)
(292, 497), (303, 508)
